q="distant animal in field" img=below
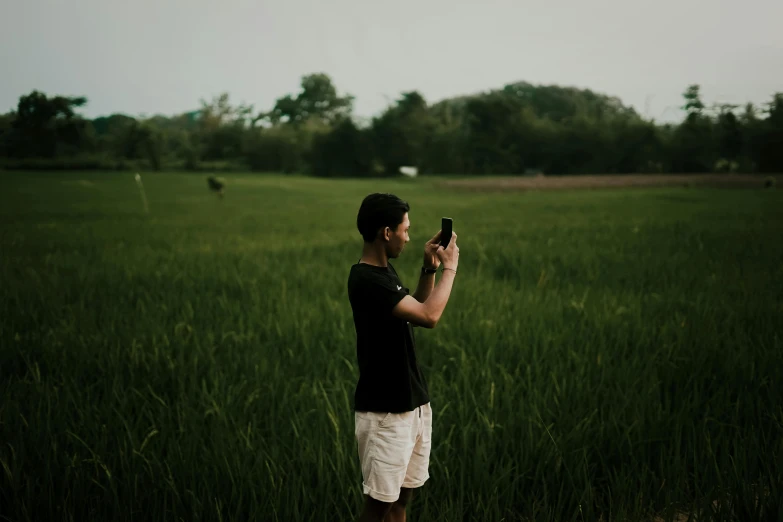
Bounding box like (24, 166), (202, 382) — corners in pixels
(207, 176), (225, 198)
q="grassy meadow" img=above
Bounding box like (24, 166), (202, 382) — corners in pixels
(1, 171), (782, 521)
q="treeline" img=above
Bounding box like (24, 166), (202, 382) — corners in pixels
(1, 73), (782, 175)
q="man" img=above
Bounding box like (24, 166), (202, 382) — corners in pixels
(347, 193), (460, 522)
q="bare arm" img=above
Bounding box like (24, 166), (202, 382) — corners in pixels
(412, 271), (436, 303)
(393, 270), (457, 328)
(412, 230), (447, 303)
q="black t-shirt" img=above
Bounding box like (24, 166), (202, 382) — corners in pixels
(347, 262), (430, 413)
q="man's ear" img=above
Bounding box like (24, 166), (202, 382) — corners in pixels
(382, 226), (391, 242)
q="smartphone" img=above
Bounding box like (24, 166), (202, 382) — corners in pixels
(440, 217), (453, 248)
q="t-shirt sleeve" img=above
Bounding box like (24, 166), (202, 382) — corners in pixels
(363, 271), (408, 315)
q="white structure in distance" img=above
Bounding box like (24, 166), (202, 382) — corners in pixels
(399, 166), (418, 178)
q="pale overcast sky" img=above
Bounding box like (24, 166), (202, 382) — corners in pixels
(1, 0), (781, 123)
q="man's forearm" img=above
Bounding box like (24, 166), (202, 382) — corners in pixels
(421, 270), (456, 326)
(412, 272), (435, 302)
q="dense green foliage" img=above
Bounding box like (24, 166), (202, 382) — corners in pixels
(2, 75), (782, 175)
(1, 171), (781, 521)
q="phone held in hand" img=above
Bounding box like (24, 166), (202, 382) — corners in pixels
(440, 217), (453, 248)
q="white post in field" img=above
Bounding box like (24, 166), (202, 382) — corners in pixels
(134, 173), (149, 214)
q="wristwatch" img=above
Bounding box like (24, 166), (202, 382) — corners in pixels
(421, 266), (437, 276)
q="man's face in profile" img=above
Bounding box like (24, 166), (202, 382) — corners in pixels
(386, 212), (410, 259)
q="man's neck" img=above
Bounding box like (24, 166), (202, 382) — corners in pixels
(360, 241), (389, 267)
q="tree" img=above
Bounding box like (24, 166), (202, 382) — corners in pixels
(503, 81), (638, 122)
(92, 114), (137, 159)
(755, 93), (783, 173)
(3, 80), (781, 176)
(265, 74), (353, 125)
(9, 90), (92, 157)
(191, 93), (253, 162)
(463, 93), (525, 174)
(311, 118), (374, 177)
(425, 99), (470, 175)
(198, 93), (248, 129)
(0, 111), (16, 157)
(670, 84), (715, 172)
(682, 84), (705, 122)
(715, 105), (743, 171)
(371, 91), (432, 175)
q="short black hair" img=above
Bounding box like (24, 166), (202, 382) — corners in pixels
(356, 193), (410, 243)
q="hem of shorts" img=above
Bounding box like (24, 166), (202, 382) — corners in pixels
(362, 483), (401, 503)
(401, 475), (429, 489)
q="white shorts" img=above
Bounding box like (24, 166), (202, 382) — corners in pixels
(354, 403), (433, 503)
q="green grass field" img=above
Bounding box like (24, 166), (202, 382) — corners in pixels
(1, 171), (782, 522)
